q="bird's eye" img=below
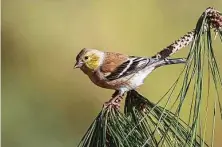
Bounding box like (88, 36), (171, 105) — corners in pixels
(84, 56), (89, 60)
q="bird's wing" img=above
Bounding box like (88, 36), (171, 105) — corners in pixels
(100, 52), (187, 81)
(104, 56), (153, 81)
(99, 52), (128, 75)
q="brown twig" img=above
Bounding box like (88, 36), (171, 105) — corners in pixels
(152, 7), (222, 60)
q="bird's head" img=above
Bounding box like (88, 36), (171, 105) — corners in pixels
(74, 48), (104, 70)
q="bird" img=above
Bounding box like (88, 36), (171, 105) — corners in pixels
(74, 48), (187, 108)
(73, 30), (195, 108)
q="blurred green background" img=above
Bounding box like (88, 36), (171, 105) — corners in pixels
(2, 0), (222, 147)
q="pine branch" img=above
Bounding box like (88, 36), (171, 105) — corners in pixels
(77, 105), (145, 147)
(124, 90), (208, 147)
(152, 7), (222, 60)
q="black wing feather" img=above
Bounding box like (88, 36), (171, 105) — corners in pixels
(105, 57), (186, 81)
(105, 57), (150, 81)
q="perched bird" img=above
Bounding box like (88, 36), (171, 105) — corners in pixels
(74, 29), (195, 108)
(74, 48), (186, 107)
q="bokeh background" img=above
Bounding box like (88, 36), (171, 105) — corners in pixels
(2, 0), (222, 147)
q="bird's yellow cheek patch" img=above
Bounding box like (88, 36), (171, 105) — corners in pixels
(85, 55), (100, 70)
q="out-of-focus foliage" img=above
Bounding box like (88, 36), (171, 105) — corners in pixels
(2, 0), (222, 147)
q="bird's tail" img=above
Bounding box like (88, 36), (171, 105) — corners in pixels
(155, 58), (187, 68)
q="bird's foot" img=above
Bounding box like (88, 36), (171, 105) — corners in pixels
(103, 90), (125, 109)
(103, 100), (120, 109)
(103, 96), (123, 109)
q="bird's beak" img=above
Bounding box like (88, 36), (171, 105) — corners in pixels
(73, 61), (83, 69)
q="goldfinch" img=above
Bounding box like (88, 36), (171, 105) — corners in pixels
(74, 31), (195, 107)
(74, 47), (187, 107)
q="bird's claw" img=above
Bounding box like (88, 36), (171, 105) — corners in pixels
(103, 100), (120, 109)
(103, 96), (122, 109)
